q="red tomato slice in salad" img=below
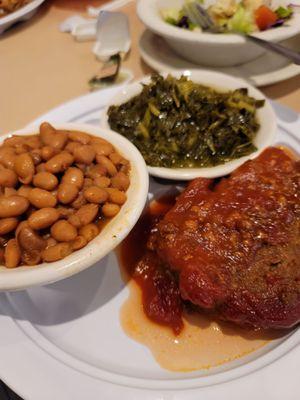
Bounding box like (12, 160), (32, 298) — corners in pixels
(255, 5), (278, 30)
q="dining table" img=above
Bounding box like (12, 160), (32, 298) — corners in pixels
(1, 0), (300, 134)
(0, 0), (300, 398)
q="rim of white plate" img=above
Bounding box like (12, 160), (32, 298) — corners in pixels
(6, 309), (300, 390)
(138, 30), (300, 87)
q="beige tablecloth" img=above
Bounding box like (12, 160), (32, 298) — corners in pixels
(1, 0), (300, 133)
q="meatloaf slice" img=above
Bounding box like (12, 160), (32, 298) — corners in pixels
(153, 147), (300, 329)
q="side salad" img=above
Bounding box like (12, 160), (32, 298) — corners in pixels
(161, 0), (295, 34)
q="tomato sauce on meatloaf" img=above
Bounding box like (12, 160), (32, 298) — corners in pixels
(122, 147), (300, 332)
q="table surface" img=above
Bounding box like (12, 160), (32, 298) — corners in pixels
(1, 0), (300, 134)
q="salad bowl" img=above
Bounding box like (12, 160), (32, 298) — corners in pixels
(137, 0), (300, 67)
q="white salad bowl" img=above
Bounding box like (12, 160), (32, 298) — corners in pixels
(0, 0), (46, 35)
(102, 69), (277, 180)
(0, 123), (149, 291)
(137, 0), (300, 67)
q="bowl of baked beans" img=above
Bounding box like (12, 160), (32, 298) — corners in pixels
(0, 122), (149, 291)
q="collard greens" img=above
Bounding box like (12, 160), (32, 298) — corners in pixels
(107, 74), (264, 168)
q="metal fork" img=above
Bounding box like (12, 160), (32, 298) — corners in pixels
(184, 2), (300, 65)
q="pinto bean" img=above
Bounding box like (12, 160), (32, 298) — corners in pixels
(50, 220), (77, 242)
(0, 147), (16, 169)
(42, 243), (72, 262)
(39, 122), (56, 146)
(68, 131), (91, 144)
(94, 176), (111, 189)
(0, 168), (18, 187)
(73, 145), (95, 165)
(93, 142), (114, 157)
(46, 237), (57, 248)
(65, 141), (81, 154)
(4, 188), (17, 197)
(41, 146), (56, 161)
(106, 188), (127, 205)
(68, 214), (81, 228)
(45, 152), (74, 174)
(28, 208), (59, 230)
(89, 137), (107, 145)
(71, 192), (87, 209)
(28, 188), (57, 209)
(96, 155), (117, 176)
(111, 172), (130, 191)
(4, 239), (21, 268)
(15, 221), (29, 238)
(57, 183), (79, 204)
(83, 178), (93, 188)
(14, 144), (29, 155)
(62, 167), (84, 189)
(17, 225), (46, 252)
(3, 136), (24, 147)
(33, 172), (58, 191)
(14, 153), (35, 184)
(51, 130), (68, 150)
(71, 235), (87, 250)
(57, 206), (75, 218)
(86, 164), (107, 179)
(74, 204), (99, 226)
(26, 136), (41, 150)
(109, 152), (127, 166)
(21, 250), (41, 266)
(36, 163), (46, 173)
(75, 163), (86, 172)
(17, 185), (32, 199)
(30, 149), (42, 165)
(79, 223), (99, 242)
(0, 196), (29, 217)
(0, 218), (18, 235)
(84, 186), (108, 204)
(102, 203), (120, 218)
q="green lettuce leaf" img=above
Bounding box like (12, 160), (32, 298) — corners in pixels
(275, 6), (293, 19)
(226, 4), (256, 34)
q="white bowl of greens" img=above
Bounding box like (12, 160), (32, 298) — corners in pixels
(102, 70), (276, 180)
(137, 0), (300, 67)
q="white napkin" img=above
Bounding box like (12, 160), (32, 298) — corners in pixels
(59, 15), (97, 41)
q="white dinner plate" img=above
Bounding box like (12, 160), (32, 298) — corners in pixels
(0, 88), (299, 399)
(139, 30), (300, 87)
(0, 0), (46, 34)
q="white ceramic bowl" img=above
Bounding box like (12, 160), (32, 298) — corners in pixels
(0, 123), (149, 291)
(137, 0), (300, 67)
(102, 69), (277, 180)
(0, 0), (46, 34)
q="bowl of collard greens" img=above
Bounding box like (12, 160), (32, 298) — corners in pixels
(102, 69), (276, 180)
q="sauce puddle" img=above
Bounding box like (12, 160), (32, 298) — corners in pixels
(118, 194), (285, 372)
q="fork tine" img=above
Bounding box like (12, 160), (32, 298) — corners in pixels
(195, 3), (215, 28)
(184, 3), (209, 29)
